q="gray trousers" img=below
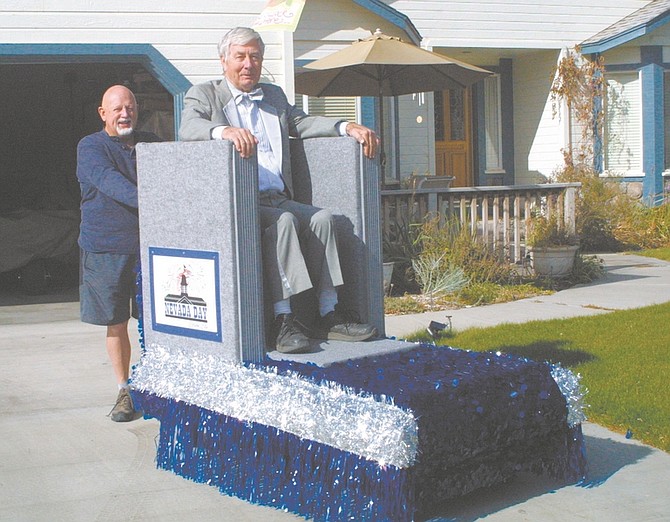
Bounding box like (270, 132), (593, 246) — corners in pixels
(259, 191), (344, 304)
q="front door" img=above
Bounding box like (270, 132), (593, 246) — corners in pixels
(434, 88), (472, 187)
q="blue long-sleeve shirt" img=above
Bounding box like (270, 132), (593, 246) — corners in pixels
(77, 130), (161, 254)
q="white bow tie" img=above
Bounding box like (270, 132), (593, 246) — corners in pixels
(236, 87), (264, 105)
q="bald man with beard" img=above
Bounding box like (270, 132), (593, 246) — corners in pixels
(77, 85), (161, 422)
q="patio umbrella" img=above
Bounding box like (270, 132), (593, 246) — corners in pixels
(295, 30), (492, 174)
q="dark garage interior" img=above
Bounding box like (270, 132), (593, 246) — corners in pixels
(0, 61), (174, 305)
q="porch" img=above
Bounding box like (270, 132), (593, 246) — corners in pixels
(381, 183), (581, 264)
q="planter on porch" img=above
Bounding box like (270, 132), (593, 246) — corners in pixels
(532, 245), (579, 278)
(382, 261), (395, 295)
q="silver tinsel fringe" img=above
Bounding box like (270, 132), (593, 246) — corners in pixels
(551, 364), (588, 427)
(132, 343), (418, 468)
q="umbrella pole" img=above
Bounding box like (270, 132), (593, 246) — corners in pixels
(378, 90), (387, 188)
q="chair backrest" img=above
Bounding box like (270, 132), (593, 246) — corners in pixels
(289, 137), (384, 336)
(136, 138), (384, 364)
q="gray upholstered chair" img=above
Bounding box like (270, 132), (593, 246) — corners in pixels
(137, 137), (383, 363)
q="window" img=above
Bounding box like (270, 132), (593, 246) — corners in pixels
(296, 94), (399, 182)
(434, 88), (467, 141)
(295, 95), (356, 121)
(604, 73), (641, 175)
(484, 74), (504, 173)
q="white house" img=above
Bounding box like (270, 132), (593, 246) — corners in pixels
(0, 0), (416, 213)
(579, 0), (670, 201)
(299, 1), (669, 202)
(378, 0), (664, 197)
(1, 0), (668, 288)
(0, 0), (418, 288)
(2, 0), (666, 203)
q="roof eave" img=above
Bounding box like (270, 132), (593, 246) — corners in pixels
(581, 11), (670, 54)
(352, 0), (422, 45)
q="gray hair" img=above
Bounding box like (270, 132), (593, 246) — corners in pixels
(218, 27), (265, 59)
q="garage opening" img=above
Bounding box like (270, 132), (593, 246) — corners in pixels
(0, 61), (176, 304)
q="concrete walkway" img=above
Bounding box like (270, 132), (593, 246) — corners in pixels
(1, 253), (669, 521)
(385, 252), (670, 338)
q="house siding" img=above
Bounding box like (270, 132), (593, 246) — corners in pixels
(601, 46), (644, 65)
(597, 23), (670, 200)
(293, 0), (406, 60)
(0, 1), (282, 86)
(385, 1), (650, 49)
(514, 50), (564, 183)
(398, 94), (433, 177)
(382, 0), (654, 186)
(1, 1), (409, 101)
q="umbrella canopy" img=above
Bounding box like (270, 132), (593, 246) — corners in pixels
(295, 30), (492, 98)
(295, 30), (492, 179)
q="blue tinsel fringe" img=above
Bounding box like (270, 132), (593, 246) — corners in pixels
(133, 390), (414, 522)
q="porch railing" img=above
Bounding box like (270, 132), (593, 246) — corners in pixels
(381, 183), (581, 263)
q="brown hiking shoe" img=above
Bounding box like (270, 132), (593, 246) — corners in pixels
(109, 387), (135, 422)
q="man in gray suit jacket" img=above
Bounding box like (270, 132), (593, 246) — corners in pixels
(180, 27), (379, 354)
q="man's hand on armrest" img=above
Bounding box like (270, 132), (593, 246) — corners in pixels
(216, 125), (259, 159)
(344, 122), (379, 160)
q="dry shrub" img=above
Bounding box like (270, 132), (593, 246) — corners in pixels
(418, 214), (517, 284)
(554, 154), (670, 251)
(550, 48), (670, 252)
(613, 200), (670, 250)
(555, 158), (622, 251)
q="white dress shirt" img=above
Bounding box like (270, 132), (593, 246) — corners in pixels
(212, 81), (350, 193)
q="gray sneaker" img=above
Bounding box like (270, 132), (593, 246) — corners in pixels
(313, 309), (378, 342)
(274, 313), (312, 354)
(109, 387), (135, 422)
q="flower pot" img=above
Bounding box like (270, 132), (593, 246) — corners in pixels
(532, 245), (579, 278)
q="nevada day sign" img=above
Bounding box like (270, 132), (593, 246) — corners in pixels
(149, 247), (222, 342)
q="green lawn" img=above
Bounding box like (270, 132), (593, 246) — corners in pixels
(412, 303), (670, 452)
(635, 247), (670, 261)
